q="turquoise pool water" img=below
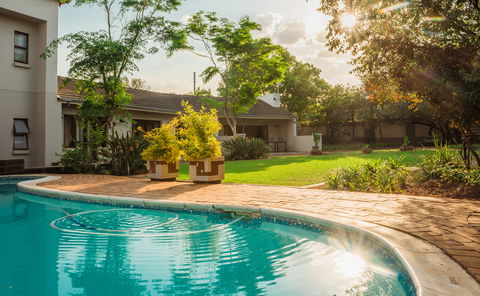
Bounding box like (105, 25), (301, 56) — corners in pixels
(0, 181), (416, 296)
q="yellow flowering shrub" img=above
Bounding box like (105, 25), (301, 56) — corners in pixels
(141, 122), (181, 163)
(175, 101), (222, 161)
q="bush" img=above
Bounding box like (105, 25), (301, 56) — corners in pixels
(175, 101), (222, 161)
(418, 141), (480, 186)
(102, 132), (148, 176)
(325, 158), (408, 193)
(399, 136), (414, 151)
(58, 143), (96, 174)
(222, 137), (268, 160)
(141, 123), (181, 163)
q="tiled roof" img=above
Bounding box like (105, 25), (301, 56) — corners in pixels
(57, 77), (294, 119)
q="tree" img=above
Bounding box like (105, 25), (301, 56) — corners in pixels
(317, 0), (480, 167)
(182, 11), (289, 137)
(305, 85), (349, 144)
(122, 77), (151, 91)
(43, 0), (186, 138)
(270, 51), (330, 123)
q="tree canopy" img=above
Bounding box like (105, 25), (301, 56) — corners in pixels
(44, 0), (186, 135)
(270, 51), (330, 122)
(317, 0), (480, 166)
(182, 11), (289, 137)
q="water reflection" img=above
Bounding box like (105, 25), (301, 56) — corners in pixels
(0, 189), (415, 296)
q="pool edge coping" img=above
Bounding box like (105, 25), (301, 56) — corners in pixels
(15, 175), (480, 296)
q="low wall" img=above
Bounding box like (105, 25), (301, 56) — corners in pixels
(290, 135), (316, 152)
(218, 135), (317, 153)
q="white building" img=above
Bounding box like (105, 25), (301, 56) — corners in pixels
(0, 0), (62, 172)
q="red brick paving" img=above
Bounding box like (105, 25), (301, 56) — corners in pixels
(40, 174), (480, 282)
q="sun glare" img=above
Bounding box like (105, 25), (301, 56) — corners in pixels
(335, 252), (367, 278)
(340, 14), (357, 28)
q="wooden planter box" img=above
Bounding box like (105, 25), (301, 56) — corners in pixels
(189, 156), (225, 183)
(147, 160), (179, 181)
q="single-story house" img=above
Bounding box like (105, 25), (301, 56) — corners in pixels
(57, 77), (315, 155)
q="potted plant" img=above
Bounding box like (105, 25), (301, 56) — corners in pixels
(311, 133), (322, 155)
(399, 136), (415, 151)
(141, 122), (181, 181)
(176, 102), (224, 183)
(360, 144), (373, 154)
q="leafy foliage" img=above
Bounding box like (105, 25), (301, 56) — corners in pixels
(313, 133), (322, 147)
(175, 102), (222, 161)
(418, 141), (480, 186)
(316, 0), (480, 166)
(45, 0), (187, 172)
(182, 11), (288, 136)
(307, 86), (369, 144)
(122, 77), (151, 90)
(141, 122), (181, 163)
(325, 158), (408, 193)
(102, 132), (148, 176)
(271, 51), (330, 122)
(222, 137), (268, 161)
(58, 144), (96, 174)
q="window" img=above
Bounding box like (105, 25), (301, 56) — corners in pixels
(63, 115), (77, 148)
(14, 31), (28, 64)
(133, 119), (161, 133)
(13, 119), (29, 150)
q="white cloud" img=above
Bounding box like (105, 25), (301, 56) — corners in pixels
(254, 12), (283, 35)
(274, 21), (307, 44)
(315, 31), (328, 43)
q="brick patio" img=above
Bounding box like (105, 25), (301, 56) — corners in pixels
(40, 174), (480, 282)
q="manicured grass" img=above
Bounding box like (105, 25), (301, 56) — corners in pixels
(178, 149), (436, 186)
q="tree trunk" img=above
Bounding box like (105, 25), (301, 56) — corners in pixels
(229, 120), (237, 138)
(459, 123), (480, 169)
(351, 113), (355, 143)
(377, 121), (383, 142)
(224, 109), (237, 138)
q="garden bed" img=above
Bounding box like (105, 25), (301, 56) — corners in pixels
(404, 180), (480, 200)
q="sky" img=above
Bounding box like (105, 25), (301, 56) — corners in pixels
(57, 0), (360, 94)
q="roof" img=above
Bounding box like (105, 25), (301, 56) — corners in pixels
(57, 77), (295, 120)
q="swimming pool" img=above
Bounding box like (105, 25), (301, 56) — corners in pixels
(1, 178), (416, 296)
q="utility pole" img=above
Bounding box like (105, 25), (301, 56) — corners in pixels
(193, 72), (196, 94)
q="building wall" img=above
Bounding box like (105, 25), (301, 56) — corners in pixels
(299, 122), (431, 144)
(220, 118), (292, 139)
(258, 93), (281, 108)
(0, 1), (60, 169)
(61, 105), (310, 152)
(376, 122), (406, 140)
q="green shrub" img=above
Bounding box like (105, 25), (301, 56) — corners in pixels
(58, 143), (96, 174)
(418, 141), (480, 185)
(102, 132), (148, 176)
(222, 137), (268, 160)
(313, 133), (322, 147)
(325, 158), (408, 193)
(141, 122), (181, 163)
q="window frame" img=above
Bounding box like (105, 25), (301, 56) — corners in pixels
(13, 118), (30, 151)
(133, 119), (161, 133)
(63, 115), (78, 148)
(14, 31), (29, 64)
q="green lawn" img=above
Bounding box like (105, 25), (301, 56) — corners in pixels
(177, 149), (435, 186)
